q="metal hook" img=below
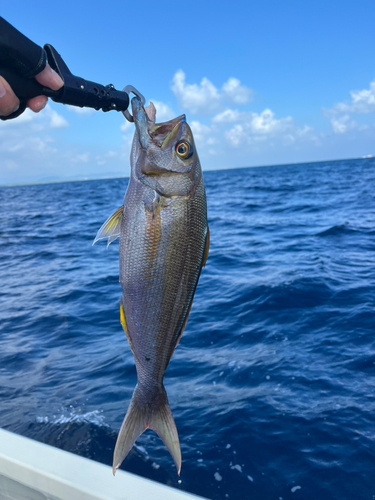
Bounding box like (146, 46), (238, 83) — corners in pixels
(122, 85), (146, 122)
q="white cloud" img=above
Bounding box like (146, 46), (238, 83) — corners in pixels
(183, 99), (315, 155)
(0, 105), (68, 131)
(250, 109), (293, 134)
(171, 70), (252, 115)
(328, 80), (375, 115)
(225, 124), (244, 146)
(190, 120), (211, 145)
(0, 105), (73, 184)
(349, 81), (375, 113)
(120, 120), (133, 133)
(222, 78), (253, 104)
(212, 108), (296, 147)
(73, 153), (90, 163)
(149, 100), (175, 122)
(295, 125), (314, 137)
(95, 150), (119, 166)
(172, 70), (220, 114)
(4, 108), (35, 124)
(324, 79), (375, 133)
(206, 137), (218, 145)
(330, 115), (351, 134)
(212, 109), (241, 123)
(219, 108), (316, 149)
(0, 105), (67, 159)
(67, 105), (96, 116)
(45, 107), (69, 128)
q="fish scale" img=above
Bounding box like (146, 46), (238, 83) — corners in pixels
(94, 97), (209, 475)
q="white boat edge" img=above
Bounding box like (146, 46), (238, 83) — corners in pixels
(0, 427), (209, 500)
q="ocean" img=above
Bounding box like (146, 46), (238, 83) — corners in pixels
(0, 157), (374, 500)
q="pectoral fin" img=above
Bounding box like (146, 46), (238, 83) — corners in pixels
(92, 205), (124, 247)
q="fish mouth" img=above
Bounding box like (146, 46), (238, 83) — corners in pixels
(131, 97), (186, 150)
(131, 97), (192, 177)
(142, 162), (192, 176)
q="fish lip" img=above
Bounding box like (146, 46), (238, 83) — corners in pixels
(131, 96), (145, 122)
(131, 96), (149, 149)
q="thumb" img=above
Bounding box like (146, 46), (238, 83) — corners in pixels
(35, 64), (64, 91)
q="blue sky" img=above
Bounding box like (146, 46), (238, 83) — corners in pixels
(1, 0), (375, 184)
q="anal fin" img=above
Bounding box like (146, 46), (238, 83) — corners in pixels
(120, 297), (147, 373)
(202, 226), (210, 267)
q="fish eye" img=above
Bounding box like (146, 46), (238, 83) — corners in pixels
(175, 141), (192, 159)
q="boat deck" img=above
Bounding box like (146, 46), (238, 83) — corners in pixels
(0, 428), (208, 500)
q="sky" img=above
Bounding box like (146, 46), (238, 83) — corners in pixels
(1, 0), (375, 184)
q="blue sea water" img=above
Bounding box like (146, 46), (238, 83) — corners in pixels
(0, 157), (374, 500)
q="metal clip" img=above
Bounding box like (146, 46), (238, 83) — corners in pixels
(122, 85), (146, 122)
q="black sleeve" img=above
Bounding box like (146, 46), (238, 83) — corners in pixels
(0, 17), (46, 78)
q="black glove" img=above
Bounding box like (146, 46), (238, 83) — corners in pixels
(0, 18), (134, 119)
(0, 17), (46, 119)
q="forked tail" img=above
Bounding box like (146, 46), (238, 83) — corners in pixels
(112, 383), (181, 475)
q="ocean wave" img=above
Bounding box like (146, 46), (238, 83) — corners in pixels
(1, 158), (375, 500)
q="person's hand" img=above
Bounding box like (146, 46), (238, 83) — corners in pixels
(0, 16), (65, 119)
(0, 63), (64, 116)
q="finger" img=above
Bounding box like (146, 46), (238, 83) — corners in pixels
(0, 76), (20, 116)
(27, 95), (48, 113)
(34, 64), (64, 91)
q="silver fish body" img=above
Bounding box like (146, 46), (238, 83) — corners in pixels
(94, 97), (209, 474)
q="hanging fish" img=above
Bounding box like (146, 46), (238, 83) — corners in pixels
(94, 96), (209, 475)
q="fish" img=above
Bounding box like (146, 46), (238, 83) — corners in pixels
(93, 96), (209, 475)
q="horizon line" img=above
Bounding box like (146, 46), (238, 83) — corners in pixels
(1, 155), (373, 188)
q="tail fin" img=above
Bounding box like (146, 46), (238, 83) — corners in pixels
(113, 384), (181, 475)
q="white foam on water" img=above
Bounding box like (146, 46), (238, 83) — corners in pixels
(214, 472), (222, 482)
(231, 464), (242, 473)
(151, 462), (160, 469)
(291, 485), (301, 493)
(36, 416), (49, 423)
(247, 475), (254, 482)
(36, 409), (106, 426)
(226, 444), (231, 449)
(134, 445), (148, 455)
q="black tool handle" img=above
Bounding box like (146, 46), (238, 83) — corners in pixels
(0, 50), (130, 113)
(44, 44), (129, 112)
(0, 17), (129, 119)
